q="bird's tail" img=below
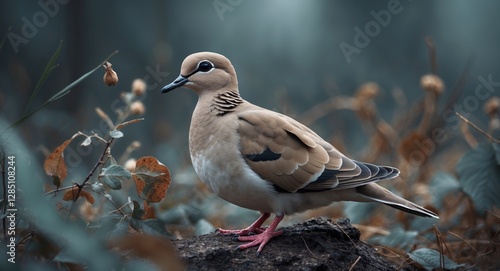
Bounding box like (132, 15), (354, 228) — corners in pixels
(356, 183), (439, 219)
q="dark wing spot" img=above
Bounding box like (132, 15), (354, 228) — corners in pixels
(245, 148), (281, 162)
(313, 169), (339, 183)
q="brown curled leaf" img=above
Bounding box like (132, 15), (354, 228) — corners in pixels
(44, 137), (75, 186)
(132, 156), (171, 203)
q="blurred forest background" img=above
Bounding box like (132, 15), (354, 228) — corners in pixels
(1, 0), (500, 270)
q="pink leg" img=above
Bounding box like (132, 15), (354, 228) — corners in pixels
(217, 212), (270, 236)
(237, 214), (284, 255)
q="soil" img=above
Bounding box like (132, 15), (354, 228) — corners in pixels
(172, 217), (423, 271)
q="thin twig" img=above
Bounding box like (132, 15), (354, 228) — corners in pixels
(299, 236), (326, 260)
(348, 256), (362, 271)
(109, 199), (133, 215)
(67, 138), (114, 216)
(448, 231), (480, 254)
(335, 221), (357, 247)
(434, 225), (448, 270)
(460, 121), (479, 148)
(456, 112), (499, 143)
(17, 231), (36, 263)
(90, 131), (107, 143)
(425, 36), (437, 74)
(43, 183), (91, 196)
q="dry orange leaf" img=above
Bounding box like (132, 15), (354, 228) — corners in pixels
(132, 156), (171, 203)
(62, 186), (95, 204)
(143, 200), (156, 219)
(44, 137), (74, 186)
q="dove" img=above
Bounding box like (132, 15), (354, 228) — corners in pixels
(161, 52), (438, 254)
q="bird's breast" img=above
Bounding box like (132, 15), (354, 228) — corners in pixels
(188, 108), (276, 212)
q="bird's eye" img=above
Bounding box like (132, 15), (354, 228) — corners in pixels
(197, 60), (214, 72)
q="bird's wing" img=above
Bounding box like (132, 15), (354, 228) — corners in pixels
(237, 109), (399, 193)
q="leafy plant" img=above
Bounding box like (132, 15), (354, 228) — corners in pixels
(408, 248), (464, 271)
(39, 75), (175, 267)
(0, 42), (182, 270)
(456, 142), (500, 216)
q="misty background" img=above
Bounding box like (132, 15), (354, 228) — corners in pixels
(1, 0), (499, 191)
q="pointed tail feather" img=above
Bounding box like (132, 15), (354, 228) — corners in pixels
(356, 183), (439, 219)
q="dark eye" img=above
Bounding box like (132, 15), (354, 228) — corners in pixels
(197, 60), (214, 72)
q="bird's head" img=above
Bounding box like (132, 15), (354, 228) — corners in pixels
(161, 52), (238, 95)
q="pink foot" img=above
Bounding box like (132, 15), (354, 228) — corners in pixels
(237, 214), (284, 255)
(216, 212), (270, 236)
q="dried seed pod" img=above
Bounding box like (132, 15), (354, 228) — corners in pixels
(355, 82), (380, 101)
(420, 74), (444, 95)
(484, 96), (500, 117)
(130, 101), (145, 115)
(131, 78), (147, 96)
(130, 141), (141, 149)
(103, 61), (119, 86)
(124, 158), (137, 171)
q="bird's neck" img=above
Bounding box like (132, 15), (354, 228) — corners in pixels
(208, 90), (244, 116)
(189, 91), (243, 158)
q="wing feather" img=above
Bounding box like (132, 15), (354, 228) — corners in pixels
(237, 109), (399, 193)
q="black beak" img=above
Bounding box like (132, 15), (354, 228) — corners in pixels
(161, 75), (189, 94)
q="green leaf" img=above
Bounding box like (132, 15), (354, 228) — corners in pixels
(456, 143), (500, 216)
(99, 165), (132, 190)
(81, 136), (92, 146)
(130, 217), (170, 237)
(142, 219), (170, 237)
(25, 40), (63, 113)
(430, 172), (461, 208)
(4, 50), (119, 132)
(110, 129), (124, 139)
(370, 227), (418, 250)
(408, 248), (464, 271)
(194, 219), (216, 235)
(87, 215), (128, 239)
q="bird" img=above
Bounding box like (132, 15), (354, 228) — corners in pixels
(161, 52), (439, 254)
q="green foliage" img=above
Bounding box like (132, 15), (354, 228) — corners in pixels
(456, 143), (500, 216)
(25, 40), (63, 113)
(110, 129), (124, 139)
(408, 248), (464, 271)
(195, 219), (216, 235)
(0, 44), (179, 270)
(4, 47), (118, 133)
(370, 227), (418, 250)
(429, 172), (461, 209)
(99, 164), (131, 190)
